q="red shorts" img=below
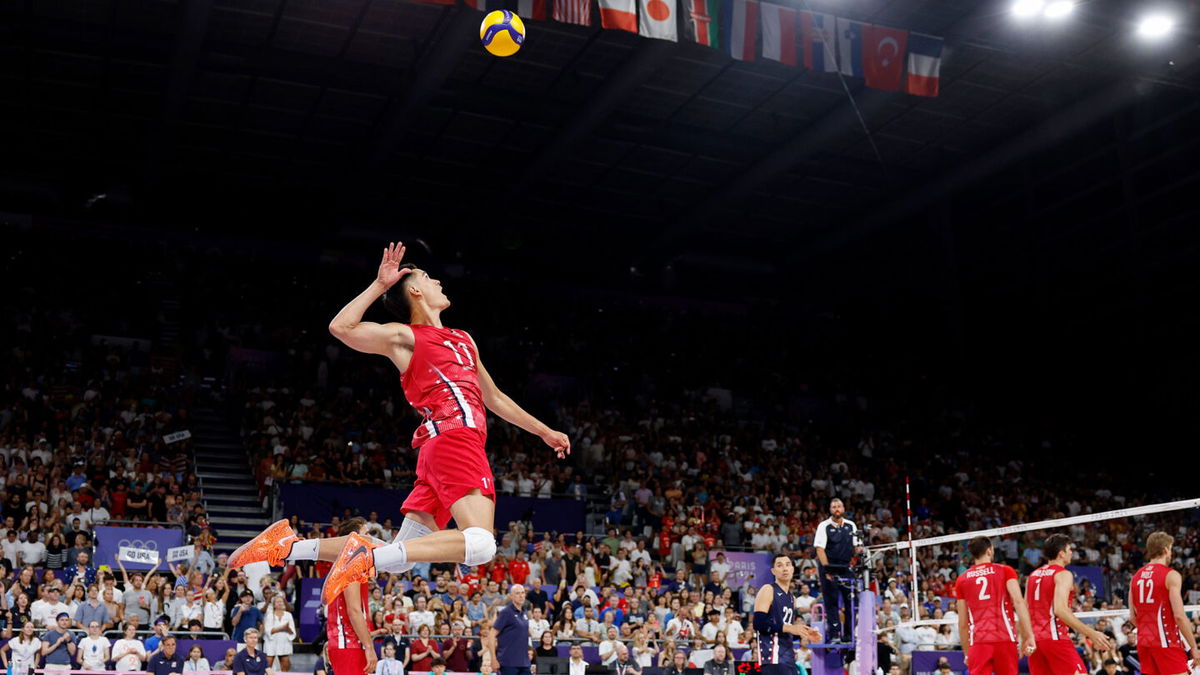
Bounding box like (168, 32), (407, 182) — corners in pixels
(1139, 646), (1189, 675)
(1028, 640), (1086, 675)
(328, 646), (367, 674)
(968, 641), (1019, 675)
(403, 427), (495, 528)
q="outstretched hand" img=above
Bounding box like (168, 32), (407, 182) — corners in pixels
(377, 241), (412, 289)
(542, 430), (571, 459)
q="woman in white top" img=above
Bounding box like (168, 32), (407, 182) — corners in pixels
(78, 621), (112, 671)
(631, 628), (657, 668)
(183, 644), (211, 672)
(263, 595), (296, 671)
(174, 594), (203, 630)
(3, 621), (41, 675)
(202, 589), (225, 631)
(112, 621), (148, 671)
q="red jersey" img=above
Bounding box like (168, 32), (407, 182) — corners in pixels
(327, 582), (372, 649)
(1026, 564), (1070, 641)
(509, 560), (531, 585)
(1132, 563), (1185, 649)
(955, 563), (1018, 644)
(401, 325), (487, 449)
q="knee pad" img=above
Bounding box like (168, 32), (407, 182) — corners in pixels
(462, 527), (497, 566)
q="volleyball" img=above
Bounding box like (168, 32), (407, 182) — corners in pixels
(480, 10), (525, 57)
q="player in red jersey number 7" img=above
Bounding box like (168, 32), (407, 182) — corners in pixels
(955, 536), (1036, 675)
(1128, 532), (1199, 675)
(228, 242), (571, 605)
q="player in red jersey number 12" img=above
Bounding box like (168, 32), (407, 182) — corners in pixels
(228, 242), (570, 605)
(1128, 532), (1199, 675)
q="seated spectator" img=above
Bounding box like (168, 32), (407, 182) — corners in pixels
(662, 649), (688, 675)
(184, 644), (210, 672)
(31, 587), (70, 629)
(376, 642), (403, 675)
(703, 645), (734, 675)
(410, 624), (440, 671)
(567, 643), (590, 675)
(43, 536), (67, 570)
(78, 621), (111, 671)
(112, 622), (147, 672)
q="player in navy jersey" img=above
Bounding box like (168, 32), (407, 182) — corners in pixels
(754, 554), (821, 675)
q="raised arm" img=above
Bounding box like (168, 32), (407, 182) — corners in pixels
(329, 243), (414, 358)
(471, 338), (569, 458)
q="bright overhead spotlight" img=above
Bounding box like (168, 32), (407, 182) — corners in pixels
(1043, 0), (1073, 18)
(1137, 13), (1175, 39)
(1012, 0), (1044, 18)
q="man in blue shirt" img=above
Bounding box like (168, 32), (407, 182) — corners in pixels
(493, 584), (531, 675)
(230, 591), (263, 643)
(233, 629), (269, 675)
(147, 635), (184, 675)
(41, 613), (78, 670)
(145, 618), (171, 654)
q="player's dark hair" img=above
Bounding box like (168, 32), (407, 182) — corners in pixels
(337, 517), (366, 537)
(381, 264), (419, 320)
(1043, 533), (1072, 561)
(773, 553), (792, 565)
(968, 536), (993, 561)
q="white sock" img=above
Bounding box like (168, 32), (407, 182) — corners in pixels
(285, 538), (319, 563)
(387, 519), (434, 573)
(372, 541), (409, 572)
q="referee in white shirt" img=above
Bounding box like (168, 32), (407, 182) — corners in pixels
(813, 498), (857, 643)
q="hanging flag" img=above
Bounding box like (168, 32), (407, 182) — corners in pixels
(553, 0), (592, 25)
(760, 2), (796, 65)
(837, 17), (863, 77)
(639, 0), (678, 40)
(467, 0), (504, 10)
(599, 0), (636, 31)
(798, 10), (837, 72)
(685, 0), (721, 47)
(905, 32), (943, 97)
(414, 0), (454, 5)
(861, 24), (908, 90)
(722, 0), (759, 61)
(516, 0), (548, 20)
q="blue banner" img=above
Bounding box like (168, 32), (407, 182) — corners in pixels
(94, 526), (184, 571)
(710, 551), (773, 590)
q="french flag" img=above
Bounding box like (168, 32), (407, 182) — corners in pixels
(722, 0), (759, 61)
(906, 32), (944, 97)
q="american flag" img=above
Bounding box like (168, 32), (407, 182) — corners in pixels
(553, 0), (591, 25)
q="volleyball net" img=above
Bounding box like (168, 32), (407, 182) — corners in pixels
(862, 496), (1200, 631)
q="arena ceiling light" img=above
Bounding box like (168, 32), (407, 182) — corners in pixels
(1043, 0), (1074, 19)
(1137, 13), (1175, 39)
(1011, 0), (1044, 18)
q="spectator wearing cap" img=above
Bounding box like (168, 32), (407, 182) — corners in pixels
(146, 635), (184, 675)
(442, 620), (473, 672)
(146, 617), (172, 654)
(32, 587), (71, 628)
(39, 612), (78, 671)
(233, 629), (269, 675)
(493, 584), (531, 675)
(231, 590), (264, 643)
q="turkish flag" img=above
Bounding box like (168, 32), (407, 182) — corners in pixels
(862, 24), (908, 91)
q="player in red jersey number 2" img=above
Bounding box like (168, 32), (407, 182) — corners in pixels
(1024, 534), (1113, 675)
(228, 242), (570, 605)
(1128, 532), (1199, 675)
(955, 536), (1036, 675)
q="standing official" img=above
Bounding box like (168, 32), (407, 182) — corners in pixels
(814, 499), (857, 643)
(494, 585), (532, 675)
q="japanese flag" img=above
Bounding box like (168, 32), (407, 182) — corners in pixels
(639, 0), (678, 41)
